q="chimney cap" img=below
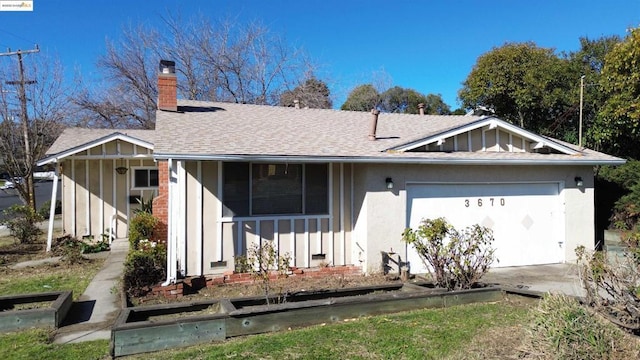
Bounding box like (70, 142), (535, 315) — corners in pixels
(159, 60), (176, 74)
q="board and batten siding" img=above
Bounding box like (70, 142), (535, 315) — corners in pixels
(60, 141), (155, 240)
(180, 161), (355, 277)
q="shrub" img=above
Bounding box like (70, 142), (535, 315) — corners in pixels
(37, 200), (62, 219)
(522, 293), (636, 359)
(244, 241), (291, 304)
(123, 242), (166, 297)
(128, 211), (158, 250)
(576, 245), (640, 331)
(402, 217), (496, 290)
(1, 204), (44, 244)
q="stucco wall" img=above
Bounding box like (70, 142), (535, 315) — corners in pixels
(352, 163), (595, 272)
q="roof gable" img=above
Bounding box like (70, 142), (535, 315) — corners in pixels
(390, 117), (579, 156)
(38, 130), (154, 166)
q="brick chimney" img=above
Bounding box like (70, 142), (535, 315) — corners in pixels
(418, 103), (425, 116)
(158, 60), (177, 111)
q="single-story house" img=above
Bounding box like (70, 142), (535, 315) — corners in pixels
(38, 61), (624, 284)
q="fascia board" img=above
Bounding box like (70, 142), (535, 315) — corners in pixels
(391, 117), (578, 155)
(37, 133), (154, 166)
(152, 153), (625, 166)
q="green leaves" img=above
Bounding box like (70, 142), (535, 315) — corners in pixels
(402, 217), (496, 290)
(592, 27), (640, 158)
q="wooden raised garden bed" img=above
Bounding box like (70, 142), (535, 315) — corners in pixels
(0, 291), (73, 332)
(111, 283), (502, 357)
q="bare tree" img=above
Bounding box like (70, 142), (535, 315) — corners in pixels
(74, 24), (158, 129)
(75, 14), (317, 129)
(0, 53), (69, 209)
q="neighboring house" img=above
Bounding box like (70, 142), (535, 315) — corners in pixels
(39, 61), (624, 284)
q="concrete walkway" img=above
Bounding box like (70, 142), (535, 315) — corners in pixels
(482, 263), (585, 298)
(53, 238), (129, 344)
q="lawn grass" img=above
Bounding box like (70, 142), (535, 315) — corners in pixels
(123, 300), (531, 360)
(0, 329), (109, 360)
(0, 260), (103, 301)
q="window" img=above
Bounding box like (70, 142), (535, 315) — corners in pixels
(222, 162), (328, 217)
(133, 168), (159, 189)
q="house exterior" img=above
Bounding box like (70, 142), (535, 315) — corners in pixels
(39, 61), (624, 283)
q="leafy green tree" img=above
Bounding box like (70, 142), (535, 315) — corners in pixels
(458, 42), (573, 136)
(567, 36), (621, 148)
(280, 77), (332, 109)
(341, 84), (380, 111)
(342, 84), (451, 114)
(591, 27), (640, 158)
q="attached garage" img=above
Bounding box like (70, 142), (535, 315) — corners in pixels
(406, 182), (564, 271)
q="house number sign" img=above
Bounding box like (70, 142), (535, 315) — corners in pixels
(464, 198), (506, 207)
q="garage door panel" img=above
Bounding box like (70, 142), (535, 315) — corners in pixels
(407, 183), (563, 272)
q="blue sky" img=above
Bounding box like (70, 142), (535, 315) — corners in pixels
(0, 0), (638, 109)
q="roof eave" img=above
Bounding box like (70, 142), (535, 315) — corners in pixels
(37, 133), (154, 166)
(152, 153), (625, 166)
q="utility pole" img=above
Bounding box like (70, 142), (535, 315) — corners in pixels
(0, 46), (40, 210)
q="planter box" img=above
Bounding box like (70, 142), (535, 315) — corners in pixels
(111, 283), (502, 357)
(0, 291), (72, 332)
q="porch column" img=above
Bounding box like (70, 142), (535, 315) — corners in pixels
(46, 162), (60, 252)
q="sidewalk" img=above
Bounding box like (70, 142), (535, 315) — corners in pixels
(53, 238), (129, 344)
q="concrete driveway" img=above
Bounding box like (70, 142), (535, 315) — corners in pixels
(482, 263), (585, 297)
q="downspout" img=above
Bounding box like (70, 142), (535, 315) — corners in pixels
(45, 161), (60, 252)
(162, 158), (176, 286)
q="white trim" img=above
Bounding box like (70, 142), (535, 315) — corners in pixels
(126, 159), (131, 237)
(216, 161), (223, 262)
(289, 219), (295, 267)
(46, 163), (60, 252)
(71, 159), (76, 236)
(37, 133), (154, 166)
(220, 214), (331, 222)
(152, 153), (622, 166)
(339, 163), (345, 266)
(163, 159), (177, 285)
(130, 166), (160, 190)
(85, 159), (90, 235)
(390, 117), (579, 155)
(304, 218), (309, 267)
(328, 163), (334, 264)
(178, 160), (186, 275)
(112, 159), (117, 238)
(350, 163), (354, 266)
(99, 158), (104, 236)
(197, 161), (203, 275)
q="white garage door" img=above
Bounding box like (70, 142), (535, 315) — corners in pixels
(406, 182), (564, 272)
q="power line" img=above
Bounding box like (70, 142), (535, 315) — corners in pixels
(0, 28), (36, 46)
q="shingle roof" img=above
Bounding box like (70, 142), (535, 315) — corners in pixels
(152, 100), (623, 165)
(154, 100), (484, 156)
(45, 128), (155, 156)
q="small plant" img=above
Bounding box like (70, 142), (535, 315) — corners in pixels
(522, 293), (635, 359)
(123, 241), (166, 297)
(37, 200), (62, 219)
(402, 217), (496, 290)
(233, 254), (251, 273)
(128, 211), (159, 250)
(1, 204), (44, 244)
(244, 241), (291, 305)
(133, 197), (153, 214)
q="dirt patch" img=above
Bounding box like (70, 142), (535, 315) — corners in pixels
(134, 273), (405, 306)
(0, 240), (50, 266)
(2, 300), (53, 311)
